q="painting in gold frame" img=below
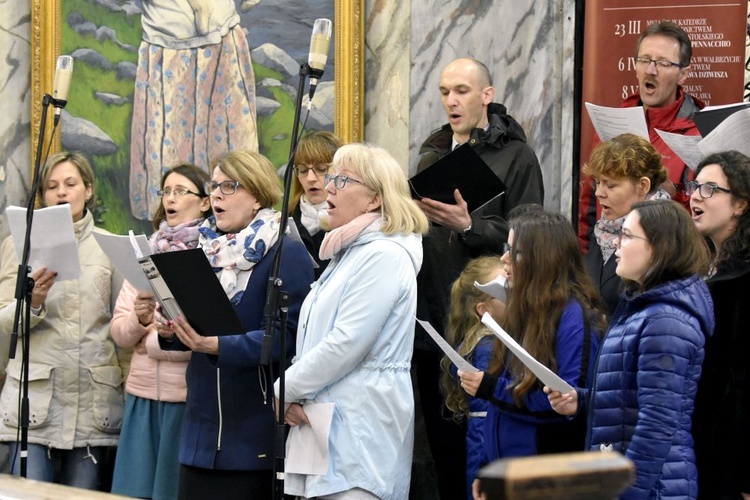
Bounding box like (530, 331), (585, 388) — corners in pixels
(31, 0), (363, 234)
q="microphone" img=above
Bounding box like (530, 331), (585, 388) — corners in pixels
(52, 55), (74, 125)
(307, 18), (332, 101)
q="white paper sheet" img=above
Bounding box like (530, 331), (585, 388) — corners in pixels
(480, 312), (573, 393)
(697, 107), (750, 159)
(474, 274), (508, 304)
(584, 102), (649, 142)
(654, 130), (703, 172)
(286, 402), (335, 475)
(416, 319), (478, 373)
(93, 232), (151, 290)
(6, 205), (80, 281)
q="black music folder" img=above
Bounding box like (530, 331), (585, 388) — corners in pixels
(149, 248), (244, 336)
(693, 103), (750, 137)
(409, 143), (506, 213)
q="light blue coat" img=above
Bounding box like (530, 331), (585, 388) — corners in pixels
(278, 228), (423, 500)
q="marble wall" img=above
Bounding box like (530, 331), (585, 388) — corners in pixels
(0, 0), (32, 240)
(365, 0), (575, 214)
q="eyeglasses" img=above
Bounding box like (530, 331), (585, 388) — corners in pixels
(685, 181), (731, 199)
(204, 180), (241, 195)
(295, 163), (331, 177)
(156, 188), (202, 198)
(617, 229), (649, 245)
(634, 56), (683, 69)
(324, 173), (367, 190)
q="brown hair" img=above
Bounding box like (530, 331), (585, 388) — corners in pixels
(290, 131), (344, 212)
(584, 133), (667, 192)
(488, 211), (606, 405)
(152, 163), (212, 229)
(629, 199), (710, 291)
(636, 20), (692, 68)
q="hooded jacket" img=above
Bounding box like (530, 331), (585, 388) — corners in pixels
(415, 103), (544, 346)
(582, 274), (714, 499)
(278, 228), (423, 500)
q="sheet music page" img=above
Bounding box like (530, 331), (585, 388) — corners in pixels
(697, 107), (750, 158)
(7, 205), (80, 281)
(416, 319), (479, 373)
(286, 402), (335, 475)
(654, 130), (703, 172)
(474, 274), (508, 304)
(585, 102), (649, 142)
(480, 313), (573, 393)
(93, 232), (151, 290)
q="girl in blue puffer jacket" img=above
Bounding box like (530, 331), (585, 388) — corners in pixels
(548, 199), (715, 500)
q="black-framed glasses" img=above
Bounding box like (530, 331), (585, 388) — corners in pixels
(156, 188), (202, 198)
(295, 163), (331, 177)
(204, 180), (241, 195)
(685, 181), (731, 199)
(324, 173), (367, 190)
(634, 56), (683, 69)
(617, 229), (649, 245)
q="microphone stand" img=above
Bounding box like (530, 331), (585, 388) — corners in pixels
(8, 93), (61, 477)
(261, 62), (318, 500)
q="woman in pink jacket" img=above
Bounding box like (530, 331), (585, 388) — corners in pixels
(110, 164), (211, 499)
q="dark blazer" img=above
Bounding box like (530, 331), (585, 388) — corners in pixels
(161, 239), (314, 471)
(584, 238), (621, 318)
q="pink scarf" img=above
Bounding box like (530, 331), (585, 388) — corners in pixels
(148, 218), (204, 254)
(319, 212), (381, 260)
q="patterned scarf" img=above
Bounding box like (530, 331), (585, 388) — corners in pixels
(594, 188), (672, 261)
(198, 208), (282, 304)
(148, 218), (204, 254)
(298, 195), (328, 236)
(319, 212), (382, 260)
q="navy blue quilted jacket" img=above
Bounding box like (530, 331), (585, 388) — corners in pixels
(580, 274), (714, 499)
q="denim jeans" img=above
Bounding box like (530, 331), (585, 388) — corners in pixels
(7, 442), (104, 490)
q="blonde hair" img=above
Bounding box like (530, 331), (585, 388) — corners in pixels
(38, 151), (95, 210)
(440, 256), (505, 420)
(333, 143), (429, 235)
(212, 151), (282, 209)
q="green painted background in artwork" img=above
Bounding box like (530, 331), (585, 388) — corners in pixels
(61, 0), (294, 235)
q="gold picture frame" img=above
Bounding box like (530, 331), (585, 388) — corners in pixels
(31, 0), (364, 230)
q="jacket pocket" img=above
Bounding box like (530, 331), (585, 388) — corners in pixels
(1, 364), (54, 428)
(88, 366), (123, 433)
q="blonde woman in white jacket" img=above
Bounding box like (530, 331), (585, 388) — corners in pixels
(0, 152), (124, 490)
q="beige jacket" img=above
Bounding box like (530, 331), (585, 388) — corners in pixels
(0, 211), (125, 449)
(111, 280), (190, 402)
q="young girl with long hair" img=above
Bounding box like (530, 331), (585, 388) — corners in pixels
(459, 210), (605, 492)
(440, 256), (506, 500)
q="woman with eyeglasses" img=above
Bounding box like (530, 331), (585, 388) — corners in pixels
(109, 163), (211, 499)
(458, 209), (605, 500)
(0, 152), (123, 490)
(290, 131), (345, 278)
(157, 151), (314, 500)
(688, 151), (750, 500)
(582, 133), (670, 317)
(274, 143), (428, 499)
(547, 199), (714, 500)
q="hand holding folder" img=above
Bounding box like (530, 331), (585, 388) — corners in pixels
(410, 144), (506, 214)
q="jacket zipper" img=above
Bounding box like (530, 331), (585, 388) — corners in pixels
(155, 359), (161, 401)
(216, 368), (223, 451)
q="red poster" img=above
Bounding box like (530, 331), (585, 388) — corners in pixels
(577, 0), (747, 240)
